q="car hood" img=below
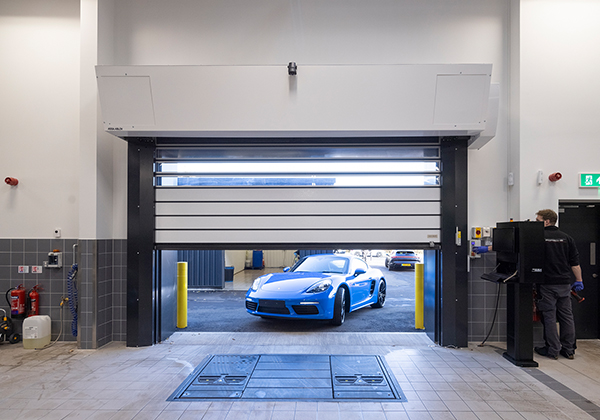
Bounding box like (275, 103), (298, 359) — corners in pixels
(258, 272), (337, 293)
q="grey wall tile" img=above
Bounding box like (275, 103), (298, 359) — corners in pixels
(11, 239), (24, 253)
(24, 239), (37, 253)
(4, 237), (139, 347)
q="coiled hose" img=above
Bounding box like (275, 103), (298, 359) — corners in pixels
(67, 263), (78, 337)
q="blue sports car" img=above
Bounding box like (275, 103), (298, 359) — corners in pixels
(245, 254), (386, 325)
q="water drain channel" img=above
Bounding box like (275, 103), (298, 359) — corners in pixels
(168, 354), (405, 401)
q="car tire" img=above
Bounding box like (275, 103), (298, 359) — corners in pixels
(371, 280), (386, 308)
(331, 287), (346, 326)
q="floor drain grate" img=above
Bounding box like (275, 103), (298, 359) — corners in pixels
(168, 354), (405, 402)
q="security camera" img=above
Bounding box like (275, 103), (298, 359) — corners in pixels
(288, 62), (297, 76)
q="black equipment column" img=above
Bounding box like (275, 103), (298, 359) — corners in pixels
(504, 283), (537, 367)
(484, 221), (545, 367)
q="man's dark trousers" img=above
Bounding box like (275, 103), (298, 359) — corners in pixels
(537, 284), (576, 357)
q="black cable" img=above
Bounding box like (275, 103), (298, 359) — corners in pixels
(477, 269), (518, 347)
(478, 282), (502, 347)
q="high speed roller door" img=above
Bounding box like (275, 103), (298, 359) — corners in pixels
(154, 143), (441, 249)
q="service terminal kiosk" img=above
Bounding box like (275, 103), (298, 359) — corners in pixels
(482, 221), (545, 367)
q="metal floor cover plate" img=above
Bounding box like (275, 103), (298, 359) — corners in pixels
(168, 354), (405, 402)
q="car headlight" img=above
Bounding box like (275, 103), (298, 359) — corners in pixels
(251, 278), (261, 291)
(251, 274), (272, 291)
(305, 279), (332, 294)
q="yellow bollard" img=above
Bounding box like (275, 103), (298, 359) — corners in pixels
(177, 262), (188, 329)
(415, 263), (424, 330)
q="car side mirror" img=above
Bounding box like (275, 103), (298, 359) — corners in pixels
(354, 268), (367, 276)
(283, 267), (290, 272)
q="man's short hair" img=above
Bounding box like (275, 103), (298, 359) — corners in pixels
(536, 209), (557, 225)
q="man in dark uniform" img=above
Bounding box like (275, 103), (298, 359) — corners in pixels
(534, 209), (584, 360)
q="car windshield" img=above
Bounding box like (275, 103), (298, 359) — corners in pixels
(292, 256), (349, 274)
(395, 251), (415, 255)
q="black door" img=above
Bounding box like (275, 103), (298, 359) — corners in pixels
(559, 202), (600, 339)
(157, 250), (179, 342)
(423, 249), (440, 343)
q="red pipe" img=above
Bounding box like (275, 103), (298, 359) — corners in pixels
(4, 177), (18, 186)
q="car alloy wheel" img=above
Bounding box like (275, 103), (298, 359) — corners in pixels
(371, 280), (386, 308)
(332, 287), (346, 325)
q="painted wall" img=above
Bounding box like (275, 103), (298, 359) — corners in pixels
(0, 1), (80, 239)
(264, 250), (297, 269)
(0, 0), (127, 241)
(225, 250), (246, 274)
(0, 0), (512, 240)
(81, 0), (128, 240)
(519, 0), (600, 220)
(3, 0), (598, 241)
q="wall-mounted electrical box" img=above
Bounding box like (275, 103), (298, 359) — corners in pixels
(44, 251), (62, 268)
(470, 239), (481, 259)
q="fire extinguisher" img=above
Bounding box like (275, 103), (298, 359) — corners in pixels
(5, 284), (27, 318)
(28, 285), (42, 317)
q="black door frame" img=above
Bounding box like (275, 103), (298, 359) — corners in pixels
(125, 137), (469, 348)
(439, 138), (469, 347)
(126, 140), (156, 347)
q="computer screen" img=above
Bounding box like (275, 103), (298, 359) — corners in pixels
(493, 227), (516, 253)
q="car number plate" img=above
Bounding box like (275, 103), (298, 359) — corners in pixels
(259, 299), (286, 308)
(401, 263), (411, 266)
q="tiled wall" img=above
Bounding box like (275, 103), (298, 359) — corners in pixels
(78, 240), (96, 348)
(4, 237), (547, 347)
(468, 252), (507, 342)
(0, 238), (126, 349)
(0, 239), (78, 343)
(468, 252), (544, 345)
(99, 239), (127, 346)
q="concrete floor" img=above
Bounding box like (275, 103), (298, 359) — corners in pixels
(1, 332), (599, 419)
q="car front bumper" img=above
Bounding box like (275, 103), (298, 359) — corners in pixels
(245, 290), (336, 320)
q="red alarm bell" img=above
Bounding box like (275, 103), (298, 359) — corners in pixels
(548, 172), (562, 182)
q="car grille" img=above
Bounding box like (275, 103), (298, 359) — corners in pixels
(292, 305), (319, 315)
(258, 300), (290, 315)
(246, 301), (258, 311)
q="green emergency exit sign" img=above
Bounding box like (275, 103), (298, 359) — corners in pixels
(580, 173), (600, 188)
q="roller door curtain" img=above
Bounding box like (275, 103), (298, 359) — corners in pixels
(154, 144), (441, 248)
